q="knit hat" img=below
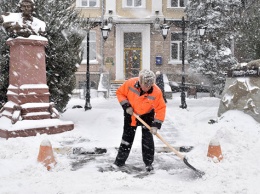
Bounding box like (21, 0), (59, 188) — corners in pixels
(139, 69), (155, 87)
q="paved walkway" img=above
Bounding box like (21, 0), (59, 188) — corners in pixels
(154, 114), (179, 152)
(131, 113), (179, 152)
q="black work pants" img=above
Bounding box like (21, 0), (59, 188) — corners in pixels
(115, 111), (155, 166)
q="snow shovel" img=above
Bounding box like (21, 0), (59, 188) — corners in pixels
(133, 112), (205, 177)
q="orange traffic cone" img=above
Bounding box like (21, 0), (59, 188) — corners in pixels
(37, 139), (57, 170)
(207, 138), (223, 162)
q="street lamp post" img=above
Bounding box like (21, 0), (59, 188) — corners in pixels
(180, 16), (187, 109)
(198, 26), (206, 37)
(84, 29), (91, 110)
(161, 19), (170, 40)
(158, 16), (206, 109)
(159, 16), (187, 109)
(84, 18), (111, 111)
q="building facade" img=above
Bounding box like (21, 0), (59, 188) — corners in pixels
(75, 0), (192, 91)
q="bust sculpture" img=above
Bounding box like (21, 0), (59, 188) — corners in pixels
(0, 0), (46, 37)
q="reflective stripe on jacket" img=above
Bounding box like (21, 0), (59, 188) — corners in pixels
(116, 77), (166, 126)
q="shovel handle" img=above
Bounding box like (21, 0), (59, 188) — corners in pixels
(133, 112), (184, 160)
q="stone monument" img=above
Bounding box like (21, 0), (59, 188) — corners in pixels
(218, 59), (260, 123)
(0, 0), (74, 139)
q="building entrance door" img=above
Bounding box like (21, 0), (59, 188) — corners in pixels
(124, 32), (142, 79)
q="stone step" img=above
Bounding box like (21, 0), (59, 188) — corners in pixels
(22, 112), (51, 120)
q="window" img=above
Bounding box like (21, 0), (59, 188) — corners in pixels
(82, 31), (96, 62)
(171, 32), (187, 61)
(76, 0), (99, 7)
(168, 0), (187, 8)
(123, 0), (145, 8)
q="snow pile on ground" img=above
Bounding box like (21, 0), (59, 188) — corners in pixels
(186, 110), (260, 193)
(0, 94), (259, 194)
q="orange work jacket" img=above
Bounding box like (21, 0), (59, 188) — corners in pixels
(116, 77), (166, 126)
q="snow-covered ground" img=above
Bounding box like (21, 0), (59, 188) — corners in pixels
(0, 93), (259, 194)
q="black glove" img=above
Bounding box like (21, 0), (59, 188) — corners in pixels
(151, 121), (162, 129)
(122, 103), (133, 114)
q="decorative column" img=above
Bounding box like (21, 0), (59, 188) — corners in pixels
(0, 36), (74, 139)
(6, 37), (50, 104)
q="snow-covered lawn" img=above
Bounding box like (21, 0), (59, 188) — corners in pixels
(0, 93), (259, 194)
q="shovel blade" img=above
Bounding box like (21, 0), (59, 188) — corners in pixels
(183, 157), (205, 178)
